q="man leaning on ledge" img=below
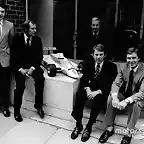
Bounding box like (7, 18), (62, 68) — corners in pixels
(99, 47), (144, 144)
(11, 20), (45, 122)
(0, 4), (15, 117)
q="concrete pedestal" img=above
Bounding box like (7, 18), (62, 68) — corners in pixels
(43, 71), (80, 112)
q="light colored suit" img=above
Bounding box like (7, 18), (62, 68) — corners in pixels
(103, 62), (144, 130)
(0, 19), (15, 67)
(111, 62), (144, 107)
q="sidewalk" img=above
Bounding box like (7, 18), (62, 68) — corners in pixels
(0, 104), (144, 144)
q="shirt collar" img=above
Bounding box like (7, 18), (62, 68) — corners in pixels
(0, 19), (3, 25)
(24, 33), (28, 42)
(92, 30), (99, 36)
(24, 33), (32, 42)
(130, 65), (139, 72)
(95, 61), (104, 69)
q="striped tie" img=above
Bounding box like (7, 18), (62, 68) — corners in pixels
(94, 63), (100, 79)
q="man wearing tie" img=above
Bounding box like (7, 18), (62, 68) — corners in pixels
(81, 17), (105, 60)
(99, 47), (144, 144)
(11, 20), (45, 122)
(71, 44), (117, 142)
(0, 4), (15, 117)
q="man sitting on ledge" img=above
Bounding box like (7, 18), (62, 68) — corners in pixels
(99, 47), (144, 144)
(71, 44), (117, 142)
(11, 20), (45, 122)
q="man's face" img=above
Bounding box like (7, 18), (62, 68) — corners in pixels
(126, 52), (139, 68)
(28, 22), (36, 36)
(91, 20), (100, 34)
(93, 49), (105, 64)
(0, 6), (5, 21)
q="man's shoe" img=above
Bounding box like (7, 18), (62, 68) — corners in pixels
(37, 108), (45, 118)
(81, 128), (91, 142)
(14, 114), (23, 122)
(120, 135), (132, 144)
(99, 130), (114, 143)
(71, 125), (83, 140)
(3, 109), (10, 117)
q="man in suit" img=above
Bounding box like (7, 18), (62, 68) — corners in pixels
(0, 4), (15, 117)
(81, 17), (105, 60)
(71, 44), (117, 142)
(11, 20), (45, 122)
(99, 47), (144, 144)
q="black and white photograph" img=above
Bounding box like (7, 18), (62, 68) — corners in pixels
(0, 0), (144, 144)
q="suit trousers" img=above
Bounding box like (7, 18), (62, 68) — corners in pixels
(103, 93), (142, 130)
(14, 67), (45, 114)
(71, 86), (107, 124)
(0, 66), (11, 109)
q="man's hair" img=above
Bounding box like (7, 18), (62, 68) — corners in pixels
(127, 47), (140, 58)
(0, 4), (6, 10)
(93, 44), (105, 53)
(91, 17), (101, 24)
(22, 20), (36, 32)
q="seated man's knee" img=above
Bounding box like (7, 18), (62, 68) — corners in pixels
(132, 101), (143, 109)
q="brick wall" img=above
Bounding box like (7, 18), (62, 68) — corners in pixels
(5, 0), (26, 33)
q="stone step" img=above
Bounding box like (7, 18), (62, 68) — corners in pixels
(9, 99), (144, 143)
(10, 102), (144, 139)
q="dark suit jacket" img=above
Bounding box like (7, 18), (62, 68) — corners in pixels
(80, 55), (117, 96)
(11, 33), (43, 71)
(111, 62), (144, 107)
(84, 30), (105, 58)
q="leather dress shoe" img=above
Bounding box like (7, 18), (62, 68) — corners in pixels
(14, 114), (23, 122)
(37, 108), (45, 118)
(3, 109), (10, 117)
(71, 125), (83, 140)
(99, 130), (114, 143)
(120, 135), (132, 144)
(81, 128), (91, 142)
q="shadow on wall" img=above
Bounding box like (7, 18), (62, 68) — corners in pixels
(53, 0), (75, 59)
(28, 0), (53, 47)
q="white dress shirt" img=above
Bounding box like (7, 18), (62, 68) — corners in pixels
(0, 20), (3, 36)
(95, 61), (104, 72)
(24, 33), (32, 45)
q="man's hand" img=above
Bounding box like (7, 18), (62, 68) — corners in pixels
(85, 87), (91, 96)
(87, 91), (100, 100)
(118, 100), (128, 110)
(85, 87), (100, 100)
(19, 68), (30, 78)
(27, 67), (34, 76)
(112, 97), (120, 108)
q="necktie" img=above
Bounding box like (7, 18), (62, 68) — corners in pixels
(125, 69), (134, 97)
(94, 63), (100, 79)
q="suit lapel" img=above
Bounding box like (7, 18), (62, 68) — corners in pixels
(0, 20), (6, 43)
(21, 33), (25, 45)
(98, 60), (107, 75)
(133, 63), (144, 92)
(125, 62), (143, 93)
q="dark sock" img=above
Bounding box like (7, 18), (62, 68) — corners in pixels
(76, 121), (82, 127)
(86, 122), (93, 131)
